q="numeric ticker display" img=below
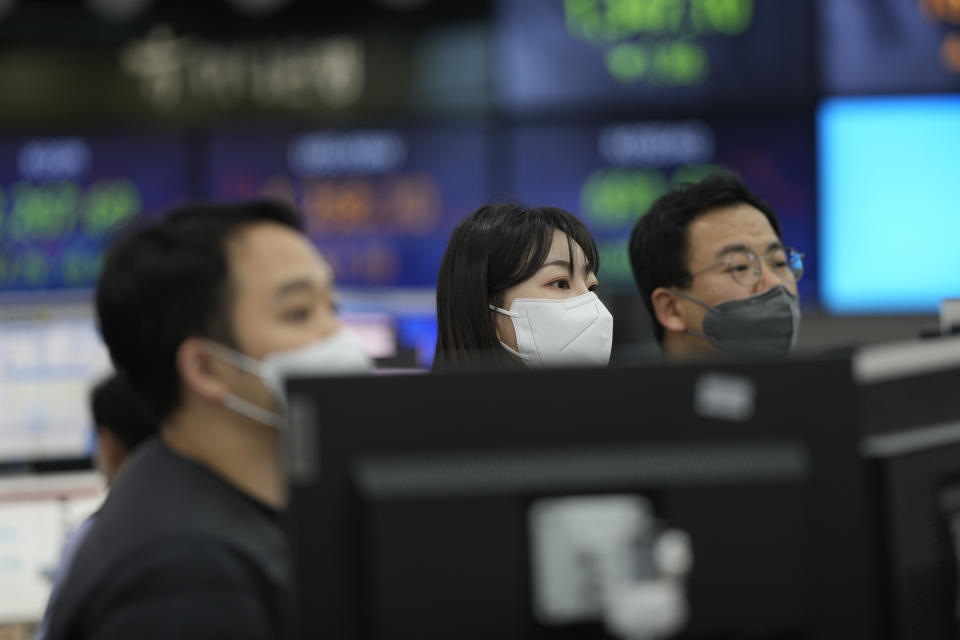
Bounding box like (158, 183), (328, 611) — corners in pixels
(497, 0), (814, 112)
(0, 136), (190, 291)
(205, 127), (488, 288)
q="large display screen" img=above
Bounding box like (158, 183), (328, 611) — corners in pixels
(205, 127), (488, 289)
(508, 116), (816, 301)
(820, 0), (960, 95)
(819, 95), (960, 313)
(0, 135), (190, 292)
(497, 0), (815, 113)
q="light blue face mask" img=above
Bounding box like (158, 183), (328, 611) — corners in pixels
(671, 285), (801, 358)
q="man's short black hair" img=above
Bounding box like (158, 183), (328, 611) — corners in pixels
(95, 200), (304, 421)
(628, 171), (783, 344)
(90, 373), (158, 451)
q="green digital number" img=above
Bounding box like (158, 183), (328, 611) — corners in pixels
(60, 248), (104, 286)
(567, 0), (694, 42)
(581, 169), (669, 229)
(607, 42), (649, 83)
(21, 250), (50, 286)
(565, 0), (621, 43)
(605, 0), (686, 35)
(568, 0), (753, 41)
(690, 0), (753, 35)
(671, 163), (725, 184)
(607, 40), (708, 85)
(653, 40), (709, 84)
(5, 182), (81, 242)
(83, 179), (143, 237)
(597, 238), (635, 285)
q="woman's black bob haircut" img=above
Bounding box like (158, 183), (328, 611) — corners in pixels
(434, 204), (599, 369)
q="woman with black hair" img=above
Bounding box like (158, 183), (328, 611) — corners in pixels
(434, 204), (613, 370)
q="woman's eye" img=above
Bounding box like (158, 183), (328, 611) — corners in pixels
(548, 279), (569, 289)
(588, 284), (599, 292)
(727, 265), (749, 273)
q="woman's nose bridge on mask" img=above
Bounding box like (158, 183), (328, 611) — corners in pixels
(568, 269), (594, 296)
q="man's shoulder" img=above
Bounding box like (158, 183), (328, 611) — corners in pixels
(97, 535), (270, 596)
(45, 440), (291, 640)
(96, 439), (282, 542)
(84, 439), (289, 579)
(54, 538), (287, 640)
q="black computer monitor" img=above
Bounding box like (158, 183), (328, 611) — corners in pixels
(283, 356), (885, 639)
(854, 335), (960, 640)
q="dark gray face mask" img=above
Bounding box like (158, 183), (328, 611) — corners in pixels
(672, 285), (801, 358)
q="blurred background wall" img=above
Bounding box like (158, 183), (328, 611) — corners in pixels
(0, 0), (958, 630)
(0, 0), (958, 566)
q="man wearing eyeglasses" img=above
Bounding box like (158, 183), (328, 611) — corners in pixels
(628, 171), (804, 359)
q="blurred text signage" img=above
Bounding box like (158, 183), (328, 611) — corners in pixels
(120, 26), (365, 112)
(0, 23), (487, 125)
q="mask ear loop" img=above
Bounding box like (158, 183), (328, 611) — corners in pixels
(488, 304), (531, 361)
(668, 288), (718, 313)
(667, 289), (717, 343)
(201, 340), (286, 428)
(488, 303), (521, 317)
(222, 394), (286, 429)
(202, 340), (264, 377)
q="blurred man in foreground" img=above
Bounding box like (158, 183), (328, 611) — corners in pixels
(46, 201), (371, 640)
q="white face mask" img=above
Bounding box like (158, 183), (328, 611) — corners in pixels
(204, 328), (373, 428)
(489, 291), (614, 368)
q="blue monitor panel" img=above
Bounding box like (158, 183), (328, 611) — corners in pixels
(0, 135), (190, 292)
(205, 127), (488, 289)
(508, 116), (816, 302)
(819, 95), (960, 313)
(395, 314), (439, 368)
(820, 0), (960, 95)
(497, 0), (815, 113)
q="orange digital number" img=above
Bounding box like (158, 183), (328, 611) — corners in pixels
(388, 173), (442, 233)
(920, 0), (960, 23)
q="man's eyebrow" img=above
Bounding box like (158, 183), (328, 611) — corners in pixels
(714, 242), (785, 259)
(275, 278), (316, 298)
(714, 244), (752, 258)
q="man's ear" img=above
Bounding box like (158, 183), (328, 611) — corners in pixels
(176, 337), (229, 402)
(651, 287), (688, 334)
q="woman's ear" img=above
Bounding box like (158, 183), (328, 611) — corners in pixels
(176, 338), (230, 402)
(651, 287), (688, 334)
